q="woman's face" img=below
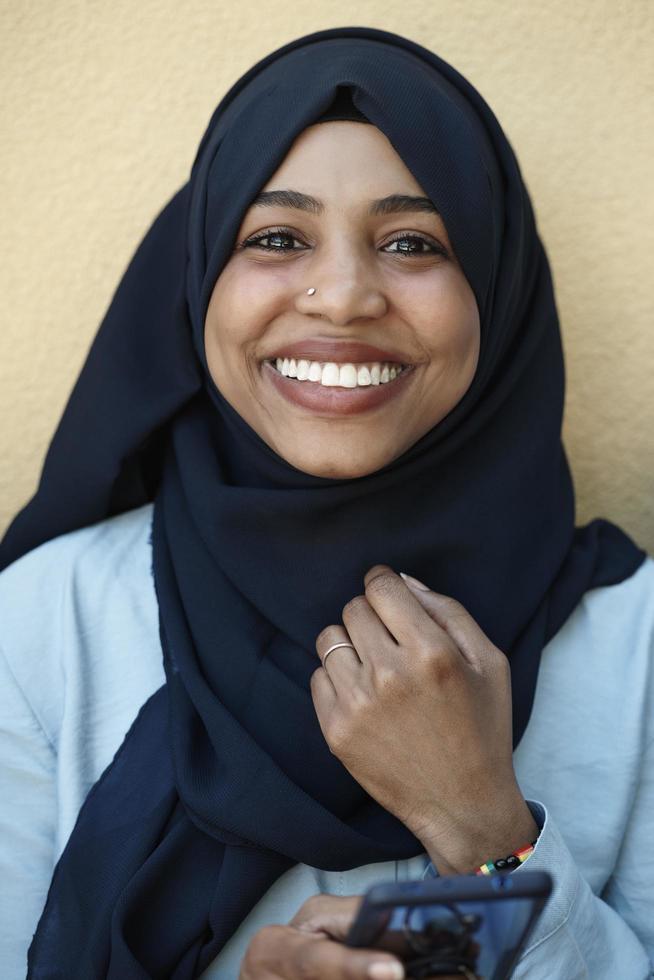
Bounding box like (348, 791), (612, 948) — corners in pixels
(205, 121), (480, 478)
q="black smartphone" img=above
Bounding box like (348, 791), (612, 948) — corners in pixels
(345, 870), (552, 979)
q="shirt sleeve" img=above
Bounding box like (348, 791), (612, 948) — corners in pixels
(422, 794), (653, 978)
(510, 796), (653, 979)
(0, 644), (57, 980)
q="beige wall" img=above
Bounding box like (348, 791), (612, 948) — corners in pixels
(1, 1), (652, 550)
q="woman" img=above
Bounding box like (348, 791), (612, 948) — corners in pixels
(0, 25), (652, 980)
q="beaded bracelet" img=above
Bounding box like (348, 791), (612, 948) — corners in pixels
(473, 840), (538, 876)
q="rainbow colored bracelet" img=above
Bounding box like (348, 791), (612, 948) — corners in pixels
(473, 840), (538, 876)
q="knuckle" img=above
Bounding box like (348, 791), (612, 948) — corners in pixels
(342, 595), (366, 621)
(492, 647), (511, 679)
(373, 663), (400, 694)
(441, 595), (463, 614)
(299, 893), (326, 918)
(425, 646), (459, 684)
(246, 925), (280, 967)
(414, 632), (439, 657)
(346, 683), (372, 712)
(326, 720), (351, 754)
(439, 595), (466, 622)
(316, 625), (340, 649)
(315, 626), (331, 647)
(365, 571), (398, 602)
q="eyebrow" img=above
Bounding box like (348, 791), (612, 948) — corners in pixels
(250, 189), (439, 216)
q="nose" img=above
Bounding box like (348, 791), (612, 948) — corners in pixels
(293, 243), (388, 326)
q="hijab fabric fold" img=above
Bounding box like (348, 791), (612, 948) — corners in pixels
(0, 25), (644, 979)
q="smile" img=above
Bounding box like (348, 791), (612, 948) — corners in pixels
(267, 357), (409, 388)
(261, 358), (415, 416)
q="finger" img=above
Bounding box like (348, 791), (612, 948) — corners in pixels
(316, 624), (363, 685)
(362, 566), (458, 653)
(243, 923), (406, 980)
(284, 930), (405, 980)
(399, 573), (498, 666)
(310, 664), (338, 712)
(341, 594), (396, 668)
(291, 894), (363, 940)
(240, 926), (323, 980)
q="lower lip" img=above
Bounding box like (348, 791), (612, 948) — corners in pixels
(261, 361), (415, 416)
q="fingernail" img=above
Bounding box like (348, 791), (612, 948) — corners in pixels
(367, 962), (405, 980)
(400, 571), (430, 591)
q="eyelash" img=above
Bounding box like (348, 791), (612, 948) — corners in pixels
(239, 226), (448, 259)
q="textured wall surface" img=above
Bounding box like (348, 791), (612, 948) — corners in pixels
(1, 0), (652, 549)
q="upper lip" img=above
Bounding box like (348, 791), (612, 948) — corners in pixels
(265, 339), (412, 364)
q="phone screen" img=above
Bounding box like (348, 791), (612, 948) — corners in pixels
(375, 896), (536, 977)
(346, 873), (552, 980)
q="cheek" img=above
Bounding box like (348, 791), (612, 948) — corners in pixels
(412, 274), (481, 376)
(204, 266), (274, 365)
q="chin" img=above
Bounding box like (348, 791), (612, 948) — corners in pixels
(282, 446), (396, 480)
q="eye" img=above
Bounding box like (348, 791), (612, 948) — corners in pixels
(383, 234), (448, 258)
(237, 227), (449, 259)
(239, 227), (309, 252)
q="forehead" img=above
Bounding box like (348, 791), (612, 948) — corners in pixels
(259, 120), (428, 202)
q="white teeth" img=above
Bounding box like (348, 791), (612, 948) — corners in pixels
(321, 363), (340, 386)
(272, 358), (406, 387)
(339, 364), (358, 388)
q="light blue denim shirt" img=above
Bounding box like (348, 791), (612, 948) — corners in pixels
(1, 505), (652, 979)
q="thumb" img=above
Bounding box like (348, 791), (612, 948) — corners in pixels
(399, 571), (454, 625)
(399, 572), (494, 664)
(399, 572), (431, 593)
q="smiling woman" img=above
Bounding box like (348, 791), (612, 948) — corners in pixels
(205, 121), (480, 477)
(0, 24), (653, 980)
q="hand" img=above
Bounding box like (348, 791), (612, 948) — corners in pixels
(239, 894), (405, 979)
(291, 896), (477, 977)
(310, 566), (538, 875)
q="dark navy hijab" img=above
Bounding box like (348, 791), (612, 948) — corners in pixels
(1, 25), (644, 979)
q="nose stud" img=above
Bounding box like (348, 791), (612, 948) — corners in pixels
(306, 287), (316, 295)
